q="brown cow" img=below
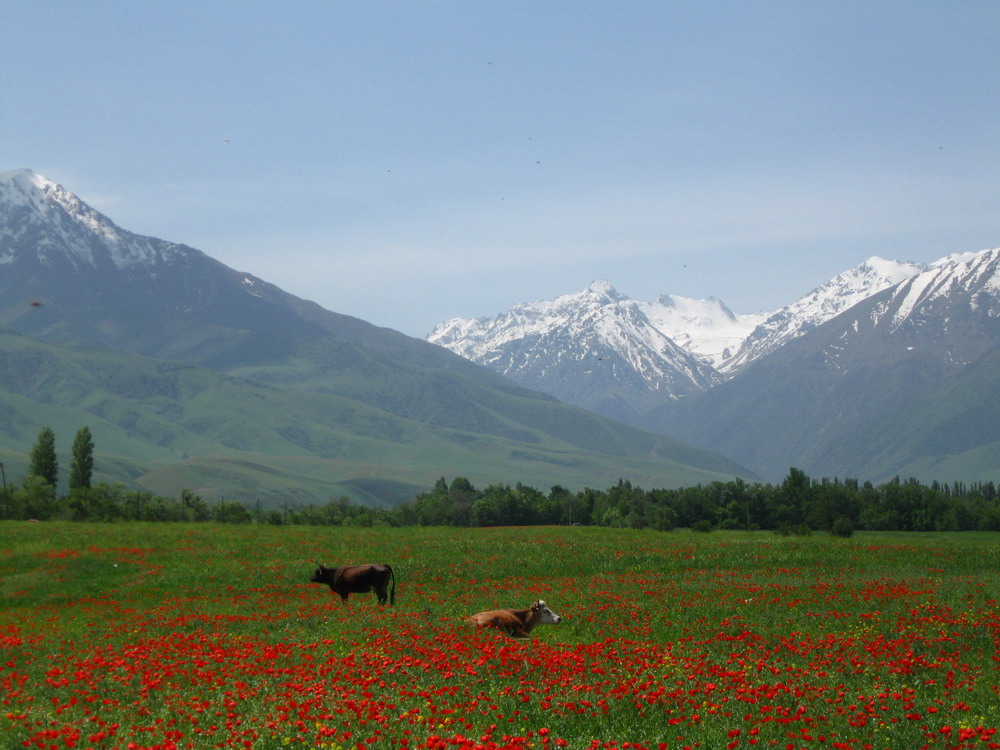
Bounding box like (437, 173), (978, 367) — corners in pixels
(469, 599), (561, 638)
(310, 563), (396, 606)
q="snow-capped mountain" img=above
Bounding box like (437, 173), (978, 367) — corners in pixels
(647, 246), (1000, 483)
(0, 169), (187, 271)
(1, 169), (751, 496)
(428, 281), (723, 423)
(637, 295), (768, 368)
(883, 249), (1000, 332)
(0, 169), (328, 364)
(720, 256), (928, 375)
(428, 255), (932, 421)
(2, 168), (525, 375)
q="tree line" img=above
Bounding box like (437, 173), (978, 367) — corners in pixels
(359, 471), (1000, 534)
(3, 428), (999, 533)
(1, 427), (254, 523)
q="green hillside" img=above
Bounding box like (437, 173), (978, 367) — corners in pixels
(858, 347), (1000, 483)
(0, 331), (751, 507)
(646, 295), (1000, 485)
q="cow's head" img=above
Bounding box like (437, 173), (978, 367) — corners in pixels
(310, 563), (332, 584)
(532, 599), (561, 625)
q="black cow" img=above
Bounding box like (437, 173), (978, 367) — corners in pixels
(310, 563), (396, 606)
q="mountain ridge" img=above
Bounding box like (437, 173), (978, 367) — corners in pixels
(428, 280), (724, 424)
(0, 169), (753, 503)
(427, 232), (1000, 483)
(643, 248), (1000, 482)
(426, 254), (936, 422)
(720, 256), (929, 375)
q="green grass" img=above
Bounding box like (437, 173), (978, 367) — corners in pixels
(1, 523), (999, 749)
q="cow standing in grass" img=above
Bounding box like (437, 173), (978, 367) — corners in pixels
(469, 599), (561, 638)
(310, 563), (396, 606)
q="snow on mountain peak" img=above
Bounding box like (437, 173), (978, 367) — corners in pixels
(931, 249), (988, 268)
(638, 294), (769, 367)
(719, 255), (928, 374)
(426, 243), (1000, 424)
(580, 279), (628, 302)
(1, 168), (186, 271)
(427, 279), (724, 416)
(586, 279), (618, 294)
(885, 246), (1000, 330)
(0, 169), (61, 217)
(429, 280), (628, 357)
(0, 168), (48, 192)
(859, 256), (928, 282)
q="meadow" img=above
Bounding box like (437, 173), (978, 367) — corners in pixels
(1, 523), (999, 750)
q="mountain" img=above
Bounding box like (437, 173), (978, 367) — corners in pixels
(643, 248), (1000, 483)
(637, 295), (768, 368)
(0, 169), (433, 370)
(719, 256), (928, 375)
(428, 257), (934, 422)
(427, 281), (724, 424)
(0, 169), (753, 503)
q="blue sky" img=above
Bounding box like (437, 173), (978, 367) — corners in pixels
(4, 2), (999, 337)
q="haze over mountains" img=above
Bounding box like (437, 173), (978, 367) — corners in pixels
(0, 169), (749, 506)
(430, 247), (1000, 485)
(4, 168), (997, 498)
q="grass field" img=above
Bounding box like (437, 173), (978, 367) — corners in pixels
(1, 523), (999, 749)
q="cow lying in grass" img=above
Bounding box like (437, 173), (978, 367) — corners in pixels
(469, 599), (561, 638)
(310, 563), (396, 606)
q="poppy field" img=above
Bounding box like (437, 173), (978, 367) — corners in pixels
(1, 523), (999, 750)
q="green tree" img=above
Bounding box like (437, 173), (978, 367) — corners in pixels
(29, 427), (59, 487)
(69, 426), (94, 491)
(774, 467), (811, 526)
(15, 475), (62, 520)
(470, 485), (507, 526)
(215, 500), (252, 524)
(68, 482), (129, 522)
(646, 502), (676, 531)
(180, 489), (213, 522)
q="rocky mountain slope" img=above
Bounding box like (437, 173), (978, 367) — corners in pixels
(719, 256), (929, 375)
(643, 248), (1000, 482)
(429, 281), (724, 423)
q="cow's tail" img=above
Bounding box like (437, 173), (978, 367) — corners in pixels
(387, 564), (396, 606)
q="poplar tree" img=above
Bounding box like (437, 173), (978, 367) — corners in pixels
(29, 427), (58, 487)
(69, 426), (94, 491)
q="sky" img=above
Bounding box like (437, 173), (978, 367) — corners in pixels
(3, 2), (1000, 338)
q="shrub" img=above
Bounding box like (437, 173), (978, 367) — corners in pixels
(831, 516), (854, 538)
